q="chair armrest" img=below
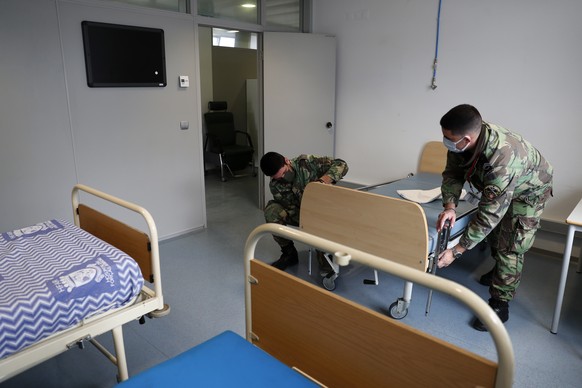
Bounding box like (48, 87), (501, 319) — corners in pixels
(234, 130), (254, 149)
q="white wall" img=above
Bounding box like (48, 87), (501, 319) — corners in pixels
(313, 0), (582, 223)
(0, 0), (205, 238)
(3, 0), (580, 239)
(0, 1), (78, 228)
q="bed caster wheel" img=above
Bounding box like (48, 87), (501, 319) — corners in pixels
(148, 303), (171, 318)
(322, 276), (336, 291)
(388, 301), (408, 320)
(322, 272), (337, 291)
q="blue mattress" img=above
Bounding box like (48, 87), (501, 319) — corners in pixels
(0, 219), (144, 359)
(117, 330), (318, 387)
(362, 173), (476, 253)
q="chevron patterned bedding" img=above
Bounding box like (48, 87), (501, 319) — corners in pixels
(0, 219), (144, 359)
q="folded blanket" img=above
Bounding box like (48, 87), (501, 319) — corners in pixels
(397, 187), (467, 204)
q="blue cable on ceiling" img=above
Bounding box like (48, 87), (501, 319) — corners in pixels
(431, 0), (442, 90)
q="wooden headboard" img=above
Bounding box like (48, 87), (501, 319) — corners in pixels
(249, 259), (497, 387)
(418, 141), (448, 174)
(300, 182), (429, 271)
(77, 204), (153, 282)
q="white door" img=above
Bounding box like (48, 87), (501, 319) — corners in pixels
(262, 32), (336, 202)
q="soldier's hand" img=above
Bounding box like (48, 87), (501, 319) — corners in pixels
(437, 208), (456, 232)
(317, 175), (333, 184)
(437, 249), (455, 268)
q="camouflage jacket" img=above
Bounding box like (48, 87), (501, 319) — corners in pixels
(442, 122), (553, 250)
(269, 154), (349, 217)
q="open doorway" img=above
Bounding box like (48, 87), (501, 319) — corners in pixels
(198, 26), (261, 209)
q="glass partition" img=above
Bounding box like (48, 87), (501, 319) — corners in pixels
(212, 28), (258, 49)
(103, 0), (187, 12)
(198, 0), (305, 31)
(198, 0), (258, 24)
(265, 0), (301, 31)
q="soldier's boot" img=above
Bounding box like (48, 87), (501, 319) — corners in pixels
(478, 266), (495, 286)
(271, 243), (299, 271)
(316, 250), (333, 276)
(471, 298), (509, 332)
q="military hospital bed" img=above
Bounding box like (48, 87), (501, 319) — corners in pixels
(0, 184), (169, 383)
(118, 185), (514, 387)
(303, 174), (477, 318)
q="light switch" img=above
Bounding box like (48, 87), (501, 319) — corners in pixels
(179, 75), (189, 88)
(180, 121), (189, 130)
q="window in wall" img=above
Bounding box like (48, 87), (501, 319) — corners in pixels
(198, 0), (258, 24)
(212, 28), (257, 49)
(198, 0), (306, 31)
(103, 0), (188, 12)
(265, 0), (301, 31)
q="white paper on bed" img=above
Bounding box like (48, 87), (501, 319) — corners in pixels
(0, 219), (144, 359)
(397, 187), (467, 204)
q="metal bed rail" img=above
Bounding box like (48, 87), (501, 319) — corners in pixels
(72, 184), (164, 306)
(244, 223), (515, 388)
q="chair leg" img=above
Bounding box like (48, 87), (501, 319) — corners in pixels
(224, 163), (235, 178)
(251, 155), (257, 177)
(218, 154), (227, 182)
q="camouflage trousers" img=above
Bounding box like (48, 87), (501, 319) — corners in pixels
(264, 200), (300, 249)
(487, 187), (552, 302)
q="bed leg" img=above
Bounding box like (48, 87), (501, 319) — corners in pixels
(402, 281), (413, 304)
(112, 326), (129, 382)
(363, 269), (379, 285)
(388, 281), (414, 319)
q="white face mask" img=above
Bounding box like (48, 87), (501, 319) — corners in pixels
(443, 136), (469, 153)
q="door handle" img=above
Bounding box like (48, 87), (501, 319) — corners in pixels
(326, 122), (333, 129)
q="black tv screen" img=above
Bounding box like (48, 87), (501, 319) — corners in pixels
(82, 21), (167, 87)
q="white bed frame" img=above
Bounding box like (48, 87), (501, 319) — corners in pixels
(243, 183), (515, 387)
(0, 184), (168, 383)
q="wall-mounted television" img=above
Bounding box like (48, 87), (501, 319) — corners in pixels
(82, 21), (167, 87)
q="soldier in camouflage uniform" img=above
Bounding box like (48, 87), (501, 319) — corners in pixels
(260, 152), (349, 270)
(435, 104), (553, 331)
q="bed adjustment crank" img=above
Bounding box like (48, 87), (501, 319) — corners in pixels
(425, 220), (450, 316)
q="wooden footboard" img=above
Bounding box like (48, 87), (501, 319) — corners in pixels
(72, 184), (162, 291)
(300, 182), (429, 271)
(77, 204), (153, 282)
(245, 183), (513, 387)
(244, 223), (514, 387)
(250, 259), (496, 387)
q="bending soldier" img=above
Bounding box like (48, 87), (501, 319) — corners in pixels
(436, 104), (553, 331)
(260, 152), (349, 271)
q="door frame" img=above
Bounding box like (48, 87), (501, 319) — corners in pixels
(196, 23), (265, 210)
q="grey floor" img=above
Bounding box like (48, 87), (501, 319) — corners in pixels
(2, 173), (582, 387)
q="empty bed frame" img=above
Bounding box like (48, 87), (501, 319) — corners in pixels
(0, 184), (168, 383)
(308, 141), (478, 318)
(304, 178), (477, 317)
(244, 186), (514, 387)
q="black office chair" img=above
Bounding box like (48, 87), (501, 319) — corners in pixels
(203, 101), (255, 182)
